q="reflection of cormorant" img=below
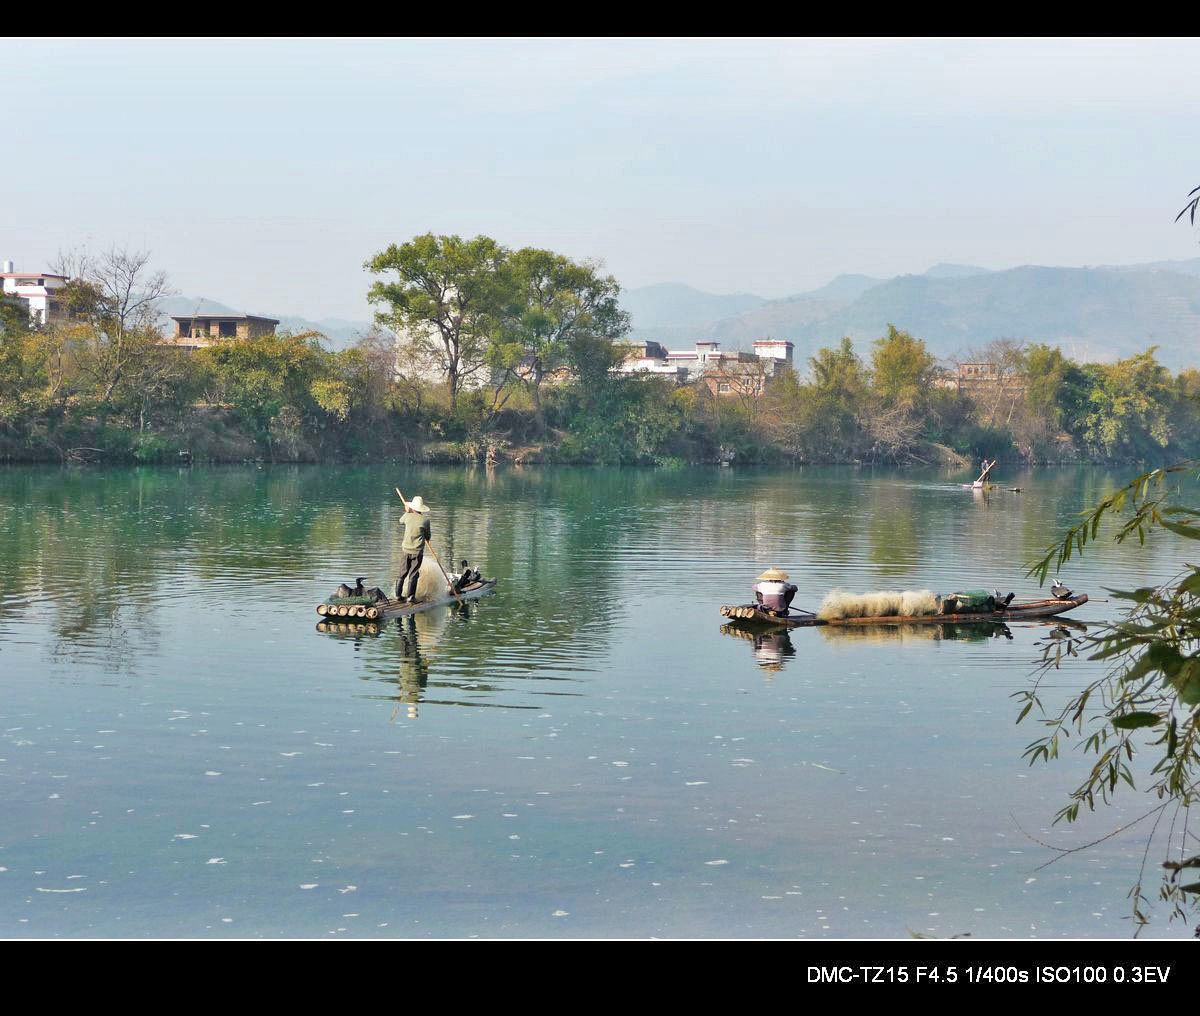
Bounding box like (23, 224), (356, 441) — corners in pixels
(395, 616), (430, 719)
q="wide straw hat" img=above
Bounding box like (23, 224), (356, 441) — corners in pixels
(757, 567), (789, 581)
(409, 495), (429, 513)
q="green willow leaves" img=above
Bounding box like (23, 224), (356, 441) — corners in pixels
(1017, 462), (1200, 931)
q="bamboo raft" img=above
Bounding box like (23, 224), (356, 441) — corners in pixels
(316, 578), (497, 622)
(720, 593), (1089, 630)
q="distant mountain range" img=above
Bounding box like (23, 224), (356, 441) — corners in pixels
(157, 256), (1200, 369)
(157, 297), (377, 349)
(622, 258), (1200, 369)
(618, 283), (767, 328)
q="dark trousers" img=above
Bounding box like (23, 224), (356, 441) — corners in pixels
(395, 551), (424, 600)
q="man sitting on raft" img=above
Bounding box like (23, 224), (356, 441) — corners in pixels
(395, 495), (431, 604)
(754, 567), (798, 617)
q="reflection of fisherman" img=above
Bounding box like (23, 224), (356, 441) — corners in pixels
(752, 630), (795, 674)
(395, 495), (431, 603)
(396, 617), (429, 719)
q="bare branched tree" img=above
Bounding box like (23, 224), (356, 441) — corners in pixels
(51, 246), (174, 401)
(951, 338), (1028, 428)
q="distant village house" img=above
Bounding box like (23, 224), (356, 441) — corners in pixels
(164, 312), (280, 350)
(2, 260), (69, 326)
(616, 338), (794, 396)
(934, 361), (1025, 395)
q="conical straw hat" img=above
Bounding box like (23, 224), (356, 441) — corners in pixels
(757, 567), (789, 581)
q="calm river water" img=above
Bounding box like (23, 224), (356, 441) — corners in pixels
(0, 464), (1193, 938)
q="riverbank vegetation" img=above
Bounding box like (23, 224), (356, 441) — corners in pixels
(3, 238), (1200, 466)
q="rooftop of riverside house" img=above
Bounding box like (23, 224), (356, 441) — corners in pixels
(170, 313), (280, 325)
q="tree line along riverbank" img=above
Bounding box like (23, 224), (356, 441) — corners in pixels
(3, 237), (1199, 467)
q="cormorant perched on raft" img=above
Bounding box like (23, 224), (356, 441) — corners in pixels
(452, 560), (480, 592)
(353, 577), (387, 602)
(1051, 578), (1074, 600)
(332, 578), (385, 603)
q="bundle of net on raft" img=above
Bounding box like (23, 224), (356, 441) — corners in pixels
(816, 589), (939, 621)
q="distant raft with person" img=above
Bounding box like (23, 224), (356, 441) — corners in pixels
(720, 568), (1087, 630)
(316, 561), (496, 622)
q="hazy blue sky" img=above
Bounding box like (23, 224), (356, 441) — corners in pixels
(4, 38), (1200, 320)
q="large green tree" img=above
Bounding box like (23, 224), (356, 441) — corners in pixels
(800, 337), (869, 460)
(1078, 349), (1174, 460)
(365, 234), (508, 412)
(1024, 343), (1073, 428)
(493, 248), (628, 432)
(870, 325), (935, 409)
(0, 298), (54, 431)
(197, 330), (329, 458)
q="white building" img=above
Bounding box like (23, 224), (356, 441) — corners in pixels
(1, 260), (70, 327)
(616, 338), (794, 386)
(615, 340), (690, 379)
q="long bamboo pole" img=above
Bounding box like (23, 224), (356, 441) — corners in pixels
(394, 487), (465, 607)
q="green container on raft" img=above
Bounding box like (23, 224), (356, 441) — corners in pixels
(937, 589), (996, 614)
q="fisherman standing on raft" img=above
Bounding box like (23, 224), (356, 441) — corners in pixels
(395, 495), (431, 603)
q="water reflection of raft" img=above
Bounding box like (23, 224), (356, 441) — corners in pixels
(316, 578), (497, 621)
(719, 594), (1088, 630)
(317, 620), (382, 637)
